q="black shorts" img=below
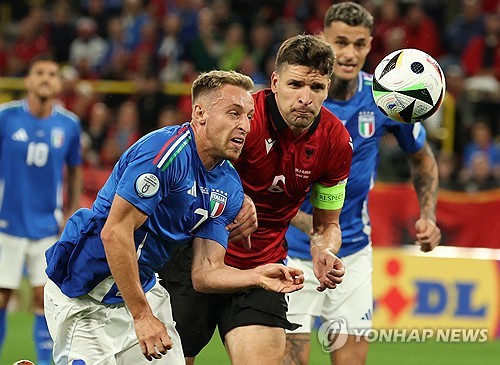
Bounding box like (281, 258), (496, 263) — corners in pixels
(158, 243), (299, 357)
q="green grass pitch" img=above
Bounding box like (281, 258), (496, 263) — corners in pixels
(2, 310), (499, 365)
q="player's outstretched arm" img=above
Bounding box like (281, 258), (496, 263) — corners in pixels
(191, 238), (304, 294)
(409, 142), (441, 252)
(101, 194), (172, 361)
(310, 207), (345, 292)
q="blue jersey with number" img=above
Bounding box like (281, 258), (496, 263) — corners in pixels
(0, 100), (82, 239)
(46, 123), (244, 303)
(287, 72), (426, 259)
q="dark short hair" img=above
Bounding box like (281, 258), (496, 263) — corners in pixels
(324, 2), (374, 33)
(27, 54), (59, 75)
(275, 34), (335, 77)
(191, 70), (254, 103)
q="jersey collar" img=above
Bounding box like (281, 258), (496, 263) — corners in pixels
(265, 90), (321, 135)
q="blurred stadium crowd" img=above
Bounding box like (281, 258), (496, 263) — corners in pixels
(0, 0), (499, 191)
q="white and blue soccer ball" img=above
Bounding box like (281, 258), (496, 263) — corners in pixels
(372, 48), (446, 124)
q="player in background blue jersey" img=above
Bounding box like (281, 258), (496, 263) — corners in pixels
(44, 70), (304, 365)
(0, 56), (82, 365)
(284, 3), (442, 365)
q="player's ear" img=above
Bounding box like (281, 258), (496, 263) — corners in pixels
(270, 71), (278, 93)
(192, 103), (206, 124)
(366, 36), (373, 52)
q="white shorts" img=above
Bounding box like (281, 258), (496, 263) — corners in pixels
(44, 279), (185, 365)
(0, 232), (57, 289)
(286, 244), (373, 334)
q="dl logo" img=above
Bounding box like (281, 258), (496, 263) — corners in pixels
(414, 281), (487, 317)
(317, 318), (349, 352)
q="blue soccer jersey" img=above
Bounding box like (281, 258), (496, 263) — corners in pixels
(45, 123), (244, 304)
(0, 100), (82, 239)
(287, 72), (427, 259)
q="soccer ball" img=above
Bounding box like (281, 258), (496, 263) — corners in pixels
(372, 48), (446, 124)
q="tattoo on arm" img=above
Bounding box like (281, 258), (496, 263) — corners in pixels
(411, 143), (438, 221)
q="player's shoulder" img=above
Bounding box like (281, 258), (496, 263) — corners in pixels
(135, 123), (193, 166)
(0, 100), (22, 116)
(54, 104), (80, 125)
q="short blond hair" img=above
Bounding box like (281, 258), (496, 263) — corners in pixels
(191, 70), (254, 103)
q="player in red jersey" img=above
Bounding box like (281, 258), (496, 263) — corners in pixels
(159, 34), (353, 365)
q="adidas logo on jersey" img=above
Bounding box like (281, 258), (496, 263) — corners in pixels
(361, 309), (372, 321)
(12, 128), (28, 142)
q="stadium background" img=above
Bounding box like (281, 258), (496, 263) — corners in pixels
(0, 0), (499, 363)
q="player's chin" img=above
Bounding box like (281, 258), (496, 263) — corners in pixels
(224, 148), (243, 161)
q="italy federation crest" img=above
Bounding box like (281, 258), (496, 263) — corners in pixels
(358, 111), (375, 138)
(210, 190), (227, 218)
(51, 128), (65, 148)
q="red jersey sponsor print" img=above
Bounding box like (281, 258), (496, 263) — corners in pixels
(225, 89), (353, 269)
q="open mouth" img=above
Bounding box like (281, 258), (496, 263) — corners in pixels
(230, 137), (245, 146)
(337, 63), (357, 73)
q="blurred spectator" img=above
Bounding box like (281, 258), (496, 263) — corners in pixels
(157, 12), (186, 82)
(84, 0), (111, 38)
(402, 2), (443, 58)
(377, 134), (412, 183)
(238, 54), (267, 86)
(461, 11), (500, 80)
(461, 152), (500, 191)
(127, 20), (159, 77)
(157, 104), (184, 128)
(248, 22), (275, 78)
(69, 17), (107, 78)
(369, 0), (404, 71)
(212, 0), (242, 36)
(99, 16), (130, 79)
(0, 33), (8, 76)
(57, 65), (97, 122)
(437, 151), (464, 190)
(10, 14), (49, 76)
(121, 0), (151, 51)
(135, 71), (178, 136)
(187, 7), (222, 72)
(461, 119), (500, 181)
(444, 0), (485, 58)
(100, 100), (140, 167)
(219, 22), (247, 71)
(82, 102), (111, 166)
(48, 2), (76, 63)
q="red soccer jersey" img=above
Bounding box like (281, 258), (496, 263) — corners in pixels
(225, 89), (353, 269)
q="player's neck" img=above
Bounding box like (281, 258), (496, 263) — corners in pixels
(27, 96), (54, 119)
(191, 123), (220, 171)
(329, 77), (357, 101)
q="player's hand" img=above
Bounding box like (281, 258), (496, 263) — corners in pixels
(133, 313), (173, 361)
(312, 249), (345, 292)
(227, 194), (258, 249)
(415, 218), (441, 252)
(255, 264), (304, 293)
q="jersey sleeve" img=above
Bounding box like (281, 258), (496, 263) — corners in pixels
(194, 176), (244, 249)
(317, 125), (353, 187)
(388, 121), (427, 153)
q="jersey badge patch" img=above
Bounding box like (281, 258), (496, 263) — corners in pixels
(51, 128), (65, 148)
(300, 144), (316, 169)
(135, 173), (160, 198)
(210, 189), (227, 218)
(358, 111), (375, 138)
